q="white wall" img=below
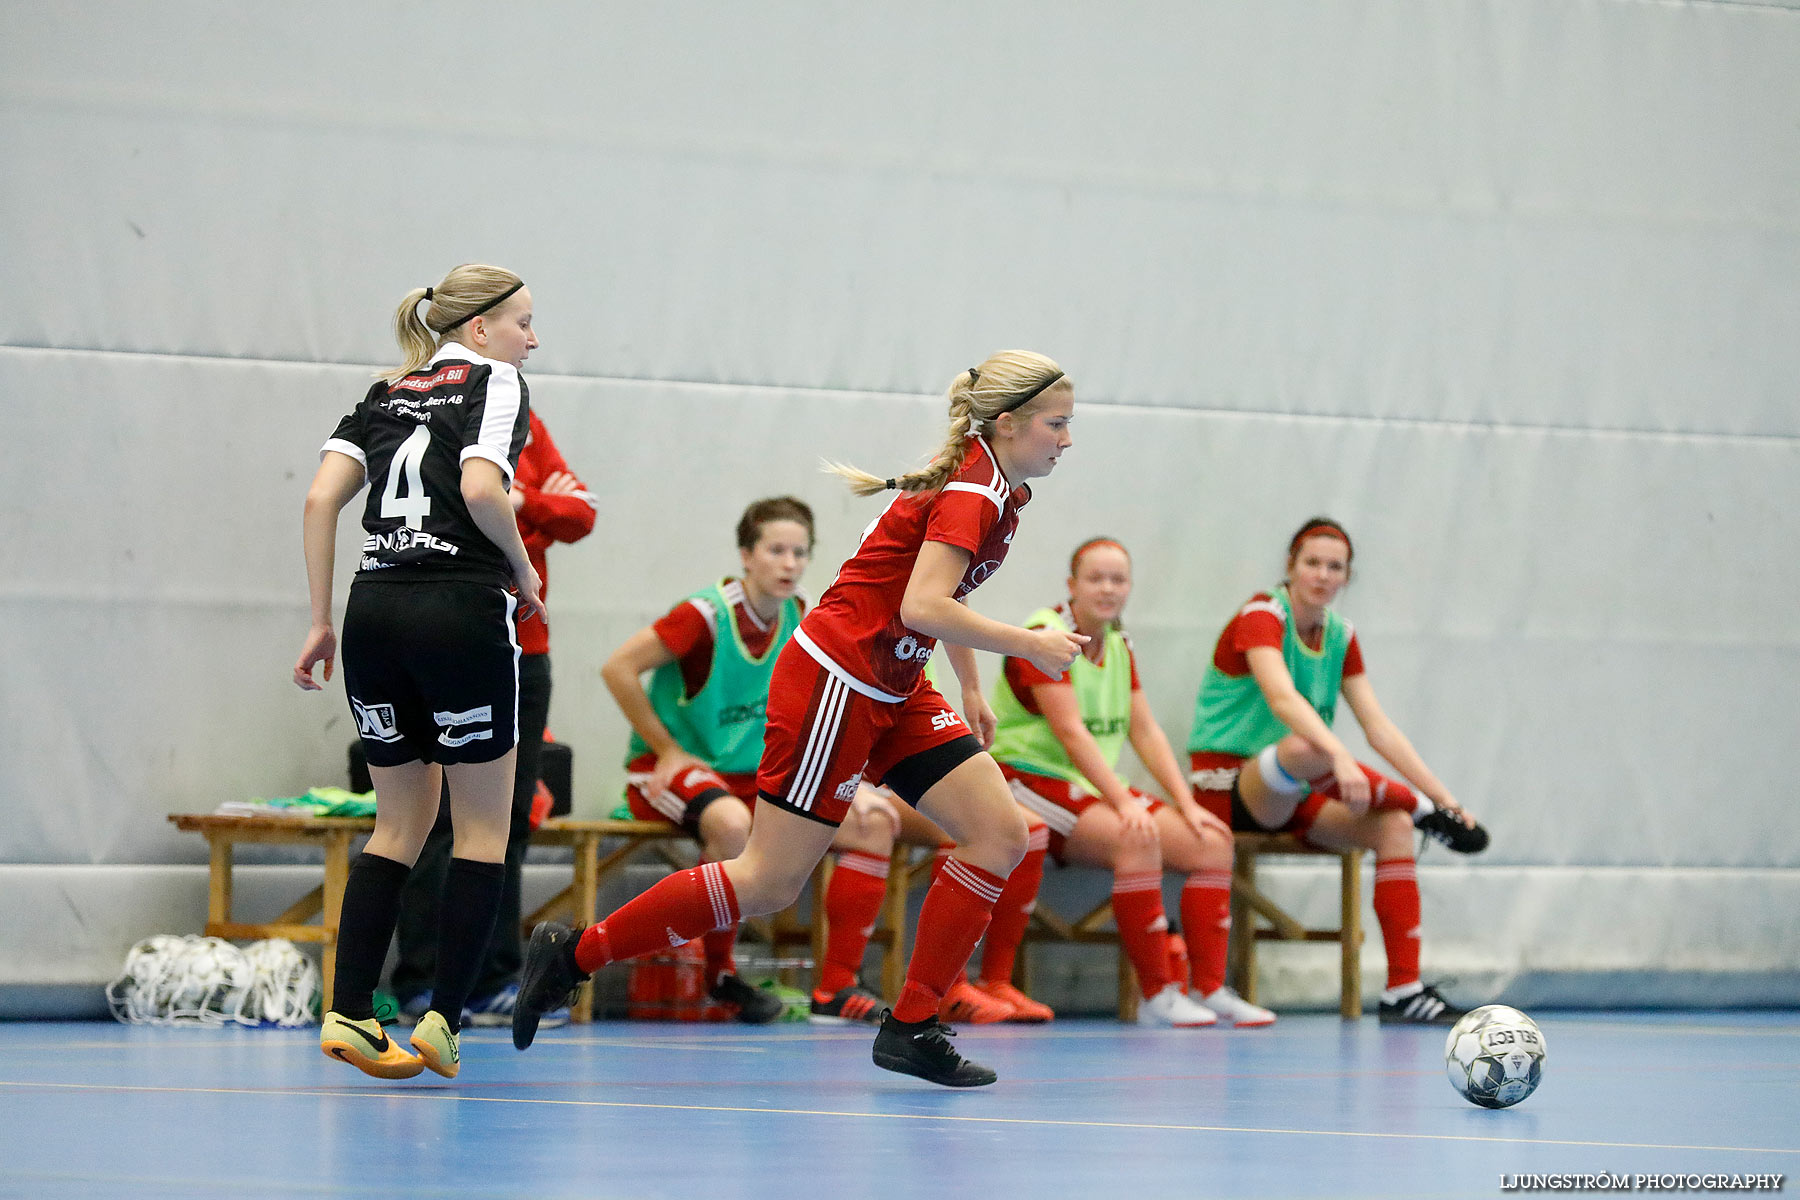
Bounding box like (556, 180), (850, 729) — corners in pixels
(4, 0), (1797, 1009)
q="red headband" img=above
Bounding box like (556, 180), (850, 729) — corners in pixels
(1070, 537), (1129, 577)
(1290, 523), (1352, 557)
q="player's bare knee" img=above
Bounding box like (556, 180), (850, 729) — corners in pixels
(1113, 837), (1160, 874)
(1274, 735), (1329, 782)
(728, 860), (809, 917)
(1370, 808), (1413, 856)
(956, 801), (1028, 873)
(698, 801), (752, 861)
(836, 804), (895, 854)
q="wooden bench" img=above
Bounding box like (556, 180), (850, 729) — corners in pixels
(1008, 833), (1365, 1020)
(1015, 874), (1144, 1021)
(1228, 833), (1364, 1019)
(168, 813), (909, 1023)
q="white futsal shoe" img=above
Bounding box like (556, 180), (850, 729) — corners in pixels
(1136, 983), (1218, 1028)
(1199, 986), (1276, 1028)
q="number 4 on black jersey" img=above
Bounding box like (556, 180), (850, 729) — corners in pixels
(322, 345), (530, 587)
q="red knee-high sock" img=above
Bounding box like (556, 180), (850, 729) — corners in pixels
(1372, 857), (1422, 989)
(573, 862), (740, 975)
(701, 927), (739, 987)
(892, 857), (1005, 1023)
(1180, 869), (1233, 996)
(1111, 870), (1172, 997)
(1311, 764), (1424, 817)
(817, 850), (890, 997)
(922, 843), (973, 986)
(979, 823), (1047, 985)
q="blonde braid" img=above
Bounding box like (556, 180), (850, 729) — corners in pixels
(826, 350), (1063, 496)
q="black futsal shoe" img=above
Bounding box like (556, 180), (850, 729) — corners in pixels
(872, 1010), (998, 1087)
(709, 972), (786, 1024)
(512, 921), (589, 1051)
(1378, 983), (1468, 1026)
(1416, 806), (1489, 854)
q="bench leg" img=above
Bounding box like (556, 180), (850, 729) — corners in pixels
(572, 832), (599, 1024)
(1229, 848), (1259, 1004)
(879, 847), (912, 1004)
(205, 835), (233, 935)
(1340, 849), (1363, 1019)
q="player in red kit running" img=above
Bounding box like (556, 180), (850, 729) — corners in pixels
(513, 350), (1085, 1086)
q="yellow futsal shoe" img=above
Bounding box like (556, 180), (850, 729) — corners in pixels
(409, 1009), (461, 1079)
(321, 1011), (424, 1080)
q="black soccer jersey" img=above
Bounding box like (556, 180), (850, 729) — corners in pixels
(322, 344), (531, 586)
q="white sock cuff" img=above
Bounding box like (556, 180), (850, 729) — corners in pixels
(1381, 980), (1424, 1003)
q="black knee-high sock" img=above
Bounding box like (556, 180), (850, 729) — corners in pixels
(430, 858), (506, 1031)
(335, 852), (412, 1021)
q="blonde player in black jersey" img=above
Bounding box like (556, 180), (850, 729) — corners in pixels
(294, 263), (544, 1080)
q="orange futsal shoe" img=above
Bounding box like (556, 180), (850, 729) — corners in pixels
(938, 979), (1015, 1025)
(321, 1011), (424, 1080)
(408, 1009), (461, 1078)
(974, 978), (1054, 1023)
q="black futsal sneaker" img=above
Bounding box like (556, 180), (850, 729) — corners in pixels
(1415, 806), (1490, 854)
(872, 1010), (998, 1087)
(512, 922), (589, 1051)
(1378, 983), (1468, 1026)
(709, 972), (786, 1024)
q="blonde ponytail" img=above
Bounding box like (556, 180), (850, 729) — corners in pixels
(378, 264), (526, 383)
(826, 350), (1065, 496)
(387, 288), (437, 381)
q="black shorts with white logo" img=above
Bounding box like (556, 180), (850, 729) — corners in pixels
(340, 578), (520, 768)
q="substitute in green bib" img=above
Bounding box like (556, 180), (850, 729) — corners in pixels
(1187, 516), (1489, 1026)
(985, 538), (1274, 1028)
(600, 497), (903, 1025)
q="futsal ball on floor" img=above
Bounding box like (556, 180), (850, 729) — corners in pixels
(1444, 1005), (1546, 1108)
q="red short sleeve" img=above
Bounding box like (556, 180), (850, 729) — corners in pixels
(923, 488), (997, 556)
(1003, 655), (1065, 716)
(1342, 632), (1365, 678)
(651, 600), (717, 698)
(1230, 609), (1285, 653)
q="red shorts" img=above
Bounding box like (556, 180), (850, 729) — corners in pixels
(1188, 750), (1329, 836)
(998, 764), (1165, 862)
(757, 641), (976, 826)
(623, 751), (756, 835)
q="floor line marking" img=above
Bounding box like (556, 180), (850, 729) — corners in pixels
(1, 1079), (1794, 1155)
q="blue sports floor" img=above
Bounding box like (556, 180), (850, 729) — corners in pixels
(1, 1012), (1794, 1199)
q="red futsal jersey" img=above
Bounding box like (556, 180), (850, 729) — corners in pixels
(1210, 593), (1365, 680)
(796, 436), (1028, 701)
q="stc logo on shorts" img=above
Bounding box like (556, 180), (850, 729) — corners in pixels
(930, 711), (965, 732)
(892, 635), (934, 663)
(352, 699), (403, 743)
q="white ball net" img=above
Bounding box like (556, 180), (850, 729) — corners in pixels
(106, 935), (319, 1027)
